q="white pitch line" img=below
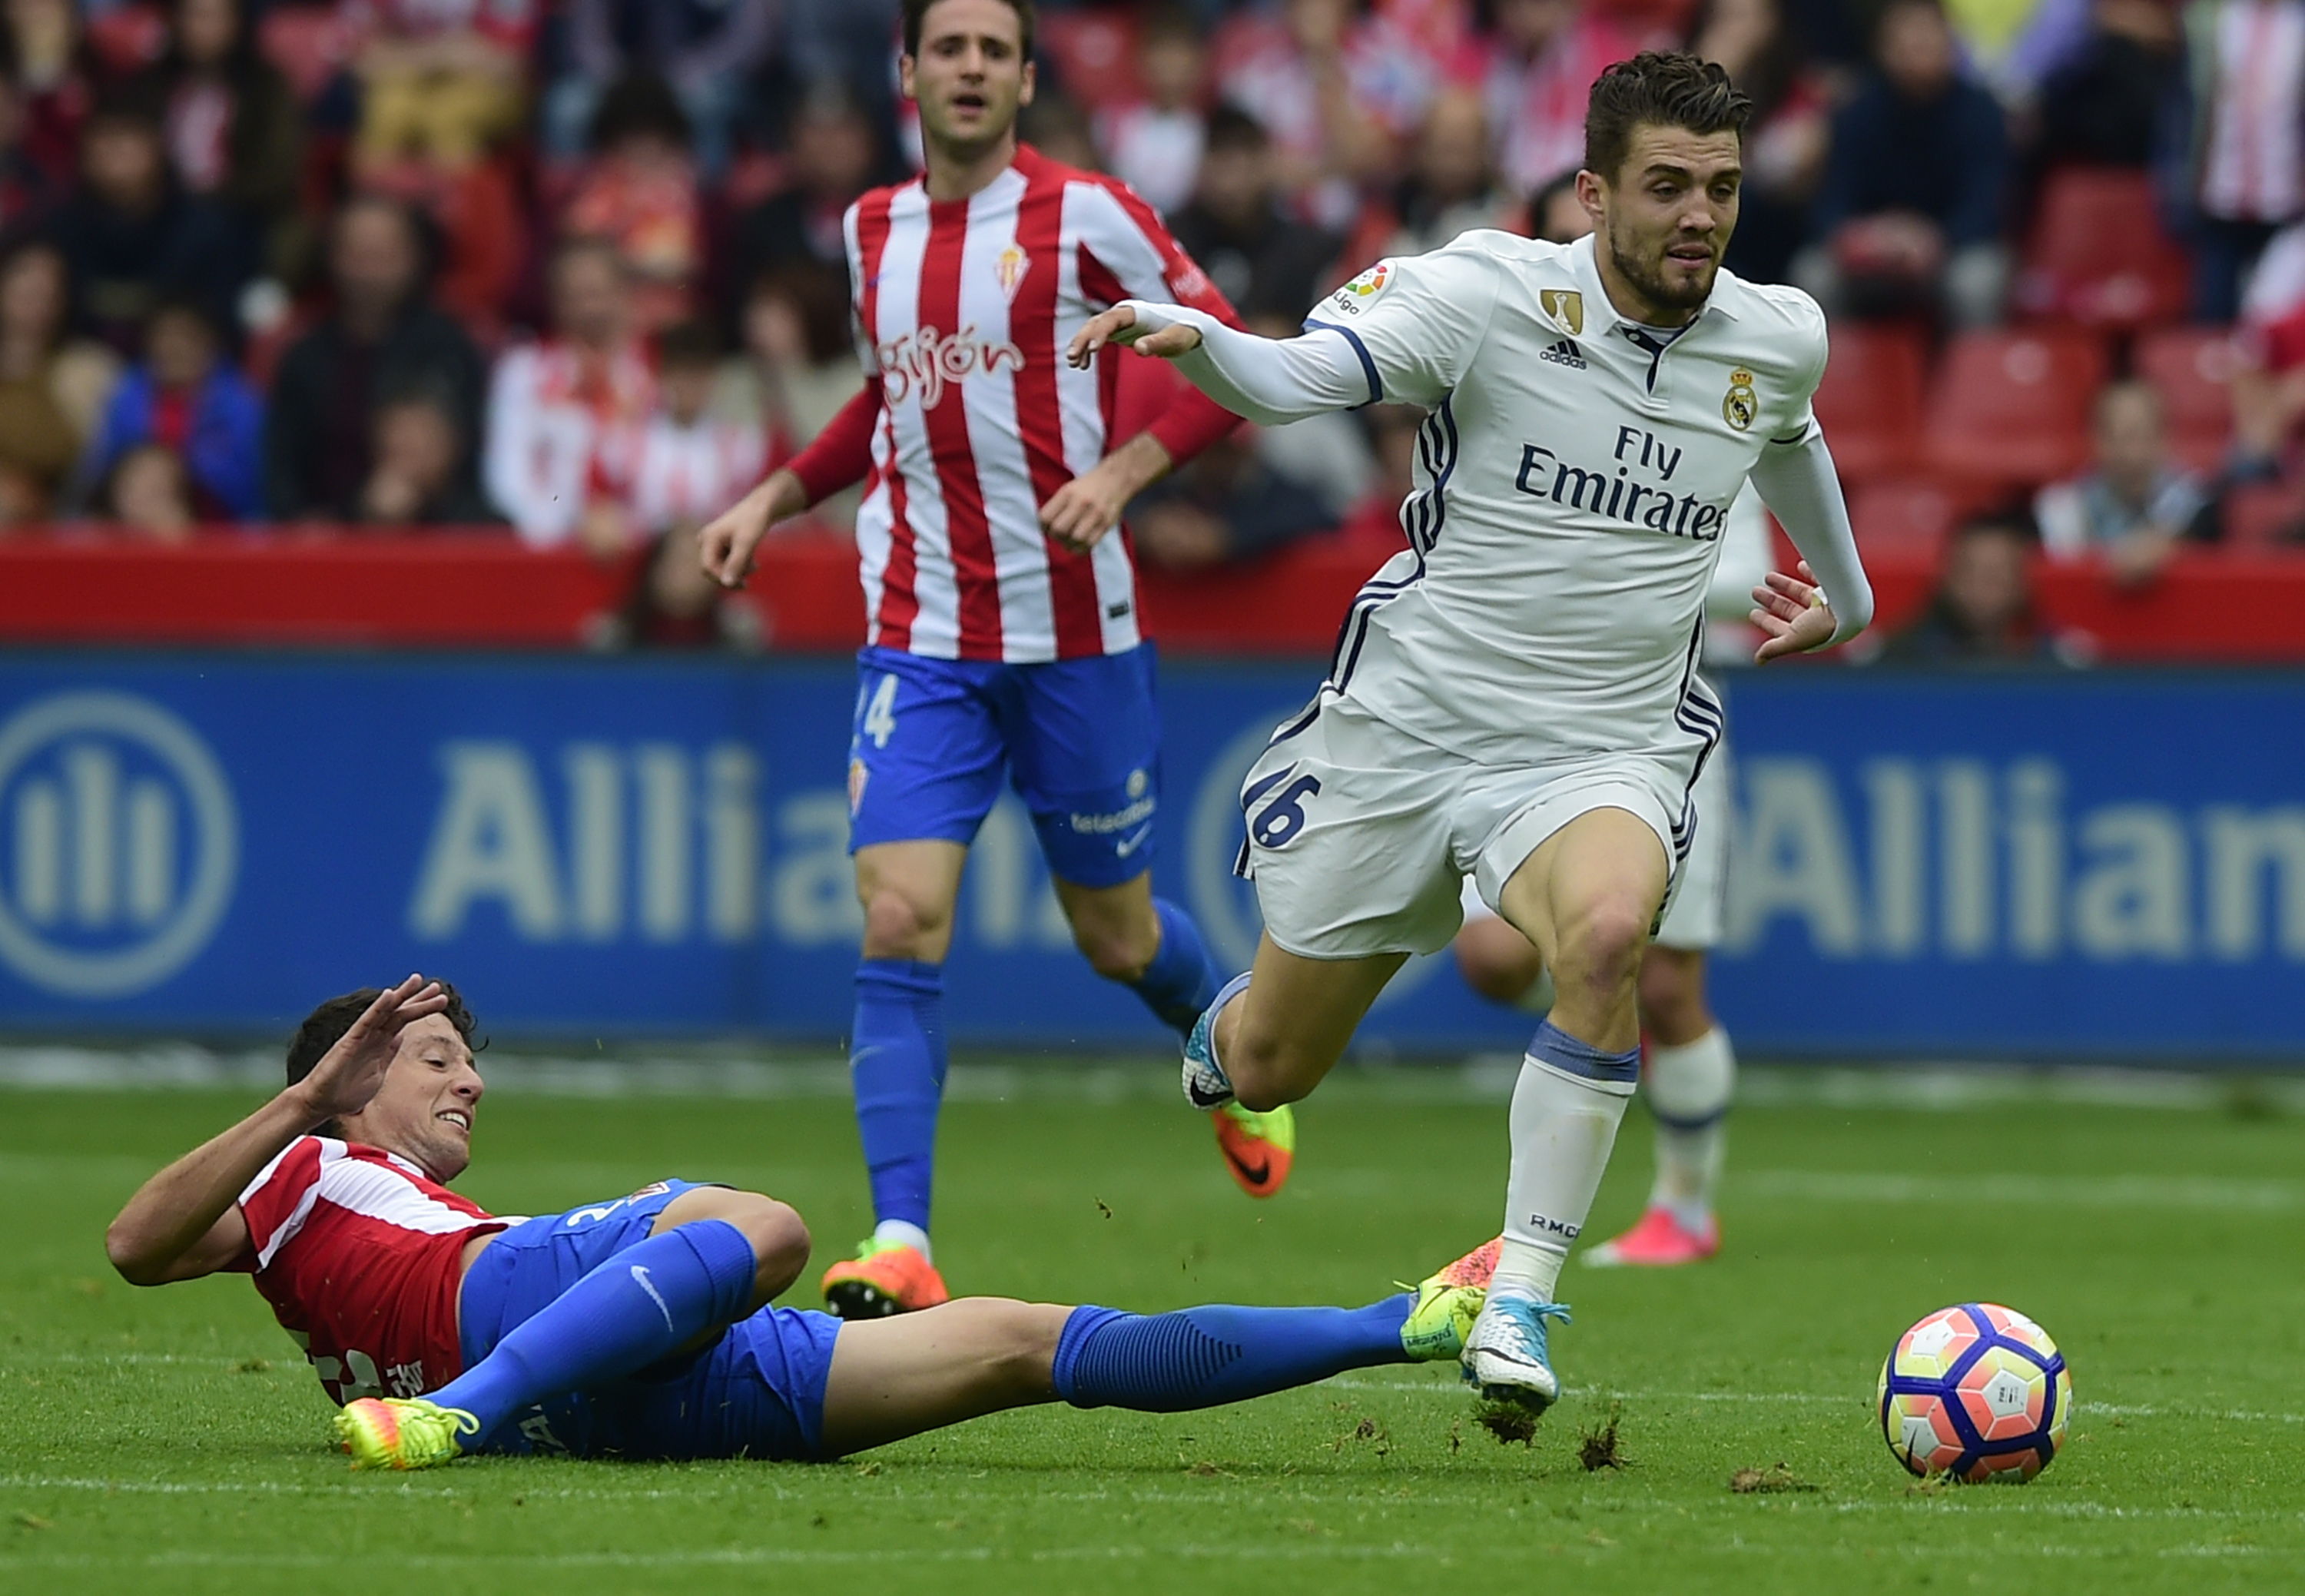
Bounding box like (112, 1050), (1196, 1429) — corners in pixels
(1315, 1379), (2305, 1426)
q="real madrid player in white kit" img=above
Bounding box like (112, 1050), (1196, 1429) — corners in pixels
(1456, 483), (1775, 1269)
(1069, 53), (1874, 1422)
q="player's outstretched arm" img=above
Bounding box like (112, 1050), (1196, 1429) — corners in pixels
(1746, 430), (1875, 662)
(1066, 304), (1371, 428)
(104, 975), (450, 1286)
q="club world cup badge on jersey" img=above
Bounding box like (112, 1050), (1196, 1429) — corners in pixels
(1723, 367), (1759, 432)
(1538, 287), (1584, 337)
(995, 244), (1030, 303)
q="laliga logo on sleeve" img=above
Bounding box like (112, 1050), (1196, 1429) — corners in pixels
(1328, 263), (1391, 316)
(0, 691), (238, 997)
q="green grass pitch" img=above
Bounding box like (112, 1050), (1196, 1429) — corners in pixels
(2, 1068), (2302, 1594)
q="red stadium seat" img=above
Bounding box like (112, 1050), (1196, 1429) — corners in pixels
(2220, 483), (2304, 548)
(2015, 168), (2191, 330)
(2134, 326), (2239, 474)
(1038, 10), (1143, 109)
(1923, 328), (2109, 490)
(1812, 323), (1927, 486)
(1849, 477), (1961, 562)
(260, 6), (358, 104)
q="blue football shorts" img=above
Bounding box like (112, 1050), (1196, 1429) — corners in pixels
(845, 642), (1166, 889)
(456, 1179), (844, 1462)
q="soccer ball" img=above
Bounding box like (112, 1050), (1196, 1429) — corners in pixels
(1876, 1303), (2071, 1483)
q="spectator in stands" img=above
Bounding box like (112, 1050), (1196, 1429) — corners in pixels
(0, 74), (58, 236)
(543, 0), (778, 179)
(346, 0), (535, 174)
(1482, 0), (1645, 201)
(1166, 107), (1340, 323)
(485, 237), (656, 548)
(1018, 92), (1102, 174)
(356, 387), (501, 526)
(1095, 6), (1209, 217)
(97, 440), (196, 542)
(2035, 379), (2213, 583)
(265, 195), (490, 522)
(1686, 0), (1829, 285)
(1796, 0), (2011, 328)
(79, 294), (264, 523)
(1129, 426), (1347, 570)
(1385, 86), (1514, 256)
(1210, 0), (1432, 230)
(2167, 0), (2305, 322)
(2027, 0), (2181, 171)
(599, 503), (764, 649)
(711, 265), (861, 527)
(45, 91), (253, 353)
(560, 72), (706, 333)
(1527, 168), (1587, 244)
(3, 0), (97, 187)
(1882, 513), (2061, 663)
(581, 319), (764, 557)
(1338, 401), (1423, 544)
(725, 84), (881, 317)
(0, 240), (114, 523)
(131, 0), (306, 284)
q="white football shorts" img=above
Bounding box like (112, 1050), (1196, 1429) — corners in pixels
(1239, 692), (1706, 961)
(1456, 731), (1732, 951)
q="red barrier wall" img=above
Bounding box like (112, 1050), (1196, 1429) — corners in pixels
(0, 529), (2299, 660)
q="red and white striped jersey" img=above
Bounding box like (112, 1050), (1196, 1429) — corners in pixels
(230, 1136), (510, 1406)
(844, 144), (1242, 662)
(621, 413), (773, 536)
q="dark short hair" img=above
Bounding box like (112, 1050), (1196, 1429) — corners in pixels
(285, 984), (483, 1134)
(655, 317), (721, 367)
(588, 69), (693, 154)
(1202, 103), (1270, 155)
(1583, 50), (1753, 185)
(902, 0), (1036, 60)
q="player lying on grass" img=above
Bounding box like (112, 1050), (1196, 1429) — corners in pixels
(104, 976), (1491, 1470)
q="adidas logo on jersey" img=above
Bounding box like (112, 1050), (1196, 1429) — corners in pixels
(1539, 338), (1587, 370)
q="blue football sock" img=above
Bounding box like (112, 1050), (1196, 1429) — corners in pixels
(430, 1219), (758, 1436)
(1051, 1295), (1414, 1412)
(1127, 898), (1222, 1036)
(851, 958), (947, 1234)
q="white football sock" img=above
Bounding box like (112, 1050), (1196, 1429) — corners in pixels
(872, 1219), (932, 1264)
(1643, 1026), (1735, 1233)
(1493, 1054), (1636, 1302)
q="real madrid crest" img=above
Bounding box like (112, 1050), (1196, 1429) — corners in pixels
(1722, 367), (1757, 432)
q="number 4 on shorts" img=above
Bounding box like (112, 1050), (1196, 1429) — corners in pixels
(1247, 771), (1322, 849)
(862, 673), (900, 749)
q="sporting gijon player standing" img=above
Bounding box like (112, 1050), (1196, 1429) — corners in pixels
(698, 0), (1291, 1322)
(1068, 53), (1875, 1422)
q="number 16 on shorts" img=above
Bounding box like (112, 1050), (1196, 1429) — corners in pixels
(1245, 767), (1322, 849)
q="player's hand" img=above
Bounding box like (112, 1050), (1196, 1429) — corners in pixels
(1040, 463), (1129, 552)
(1751, 559), (1839, 663)
(293, 975), (450, 1125)
(1066, 305), (1204, 369)
(698, 470), (805, 589)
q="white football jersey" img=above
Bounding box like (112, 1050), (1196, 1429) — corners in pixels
(1304, 230), (1829, 766)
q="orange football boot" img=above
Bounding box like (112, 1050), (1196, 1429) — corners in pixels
(1213, 1101), (1295, 1198)
(820, 1239), (951, 1319)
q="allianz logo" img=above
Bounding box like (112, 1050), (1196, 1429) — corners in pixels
(1728, 757), (2305, 963)
(410, 742), (1080, 952)
(0, 691), (239, 997)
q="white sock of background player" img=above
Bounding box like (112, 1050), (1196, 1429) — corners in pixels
(1490, 1022), (1639, 1304)
(1642, 1027), (1735, 1236)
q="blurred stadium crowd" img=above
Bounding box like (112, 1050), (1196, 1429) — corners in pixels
(5, 0), (2305, 658)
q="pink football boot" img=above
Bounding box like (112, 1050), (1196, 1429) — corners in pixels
(1584, 1207), (1720, 1267)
